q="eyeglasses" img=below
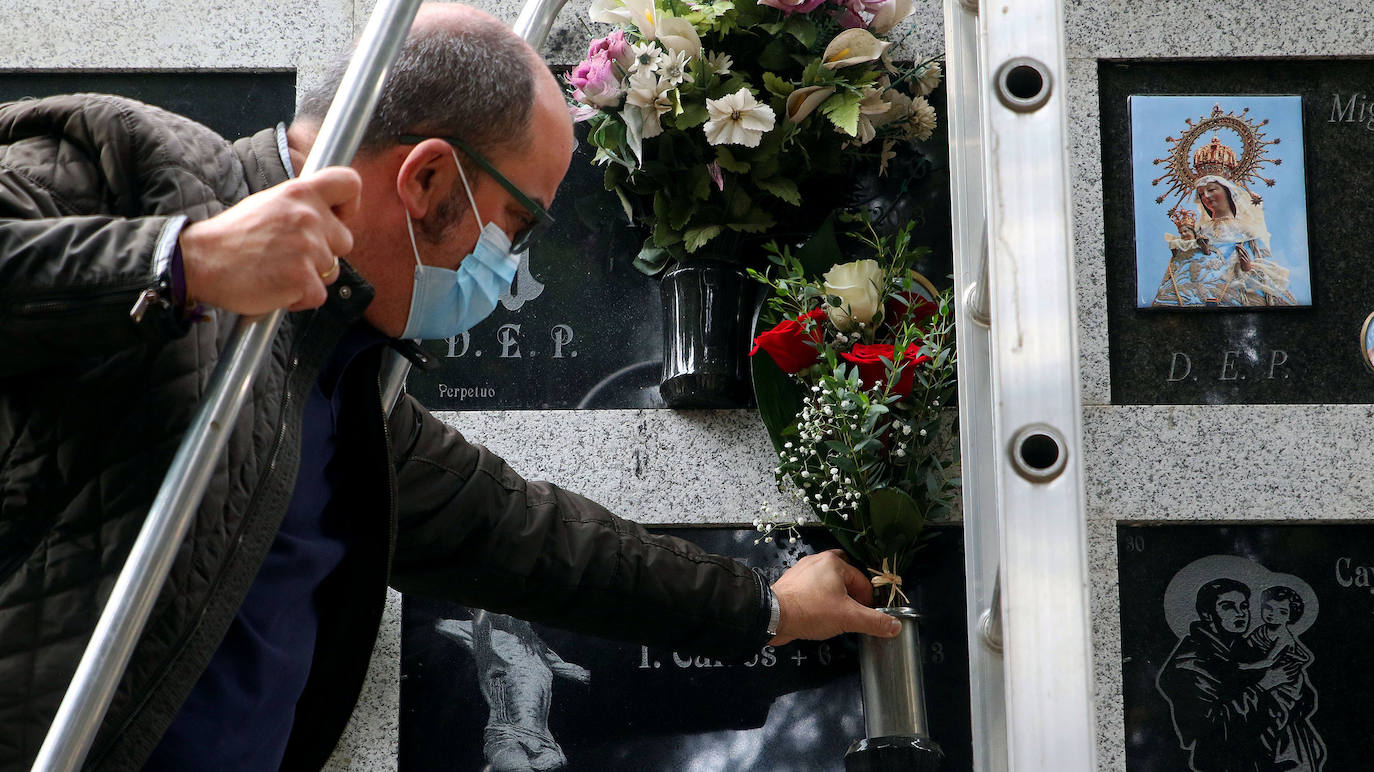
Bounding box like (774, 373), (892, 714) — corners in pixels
(397, 134), (554, 253)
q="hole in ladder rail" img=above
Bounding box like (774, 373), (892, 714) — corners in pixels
(995, 58), (1052, 112)
(1019, 433), (1058, 470)
(1005, 66), (1043, 100)
(1009, 424), (1067, 482)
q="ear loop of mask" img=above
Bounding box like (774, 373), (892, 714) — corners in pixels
(404, 146), (487, 268)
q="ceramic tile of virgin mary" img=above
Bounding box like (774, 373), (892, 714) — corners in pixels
(1130, 96), (1313, 309)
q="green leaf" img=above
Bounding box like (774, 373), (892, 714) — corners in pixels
(677, 100), (710, 129)
(727, 209), (777, 233)
(716, 146), (750, 173)
(758, 39), (793, 71)
(755, 176), (800, 205)
(749, 337), (804, 455)
(684, 224), (724, 252)
(782, 15), (817, 47)
(634, 241), (670, 275)
(792, 213), (842, 278)
(691, 165), (712, 201)
(820, 91), (861, 136)
(867, 487), (926, 550)
(762, 72), (794, 98)
(611, 186), (636, 224)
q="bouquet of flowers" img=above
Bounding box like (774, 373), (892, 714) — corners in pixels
(567, 0), (942, 274)
(748, 216), (956, 603)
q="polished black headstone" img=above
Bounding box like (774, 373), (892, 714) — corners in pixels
(0, 71), (295, 142)
(1118, 523), (1374, 770)
(399, 527), (972, 771)
(1100, 60), (1374, 404)
(404, 123), (668, 411)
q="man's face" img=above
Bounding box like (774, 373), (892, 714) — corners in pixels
(1213, 591), (1249, 634)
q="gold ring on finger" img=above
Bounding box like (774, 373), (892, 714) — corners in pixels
(320, 256), (340, 281)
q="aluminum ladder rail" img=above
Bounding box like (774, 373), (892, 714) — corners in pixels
(378, 0), (573, 414)
(31, 1), (421, 768)
(944, 0), (1097, 769)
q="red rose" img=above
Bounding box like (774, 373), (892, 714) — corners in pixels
(840, 342), (932, 398)
(750, 309), (827, 374)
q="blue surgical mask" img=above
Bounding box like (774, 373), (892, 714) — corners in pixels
(399, 147), (520, 340)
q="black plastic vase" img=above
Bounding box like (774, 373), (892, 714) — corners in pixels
(658, 258), (755, 409)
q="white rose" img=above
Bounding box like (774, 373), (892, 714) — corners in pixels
(822, 259), (884, 331)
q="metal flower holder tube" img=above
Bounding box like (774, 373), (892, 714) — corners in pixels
(845, 607), (944, 772)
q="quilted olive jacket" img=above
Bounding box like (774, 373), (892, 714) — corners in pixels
(0, 94), (770, 771)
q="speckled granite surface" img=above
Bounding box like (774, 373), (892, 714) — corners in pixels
(0, 0), (353, 98)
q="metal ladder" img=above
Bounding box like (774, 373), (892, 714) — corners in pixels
(945, 0), (1098, 769)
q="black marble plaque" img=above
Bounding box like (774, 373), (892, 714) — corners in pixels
(405, 124), (668, 411)
(1118, 523), (1374, 771)
(0, 71), (296, 143)
(1100, 60), (1374, 404)
(399, 527), (972, 771)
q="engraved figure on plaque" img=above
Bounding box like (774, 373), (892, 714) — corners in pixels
(435, 612), (590, 771)
(1156, 556), (1326, 772)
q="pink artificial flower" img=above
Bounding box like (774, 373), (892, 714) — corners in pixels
(707, 161), (725, 191)
(759, 0), (828, 13)
(587, 29), (633, 73)
(568, 103), (600, 123)
(568, 54), (624, 108)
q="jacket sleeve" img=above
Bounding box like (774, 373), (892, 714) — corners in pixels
(0, 163), (193, 379)
(386, 394), (773, 661)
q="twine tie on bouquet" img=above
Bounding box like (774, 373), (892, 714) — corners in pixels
(869, 558), (909, 607)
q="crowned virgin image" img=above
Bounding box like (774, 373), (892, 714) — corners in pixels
(1130, 97), (1312, 309)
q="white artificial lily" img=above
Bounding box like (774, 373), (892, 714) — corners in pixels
(601, 0), (658, 38)
(785, 85), (835, 124)
(822, 29), (891, 69)
(704, 88), (776, 148)
(589, 0), (635, 26)
(655, 16), (702, 59)
(869, 0), (913, 35)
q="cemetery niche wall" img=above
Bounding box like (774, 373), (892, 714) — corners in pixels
(1098, 60), (1374, 405)
(398, 527), (973, 772)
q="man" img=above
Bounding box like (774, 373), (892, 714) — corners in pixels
(0, 4), (899, 769)
(1156, 578), (1301, 772)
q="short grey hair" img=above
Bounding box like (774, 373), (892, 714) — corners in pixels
(297, 14), (537, 159)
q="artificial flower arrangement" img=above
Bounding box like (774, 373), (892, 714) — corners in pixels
(567, 0), (942, 274)
(748, 216), (957, 603)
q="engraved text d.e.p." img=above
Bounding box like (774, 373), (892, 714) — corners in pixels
(442, 323), (577, 360)
(1165, 349), (1290, 382)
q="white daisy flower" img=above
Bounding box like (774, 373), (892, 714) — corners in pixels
(704, 50), (733, 76)
(703, 88), (776, 148)
(628, 41), (661, 76)
(659, 48), (695, 86)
